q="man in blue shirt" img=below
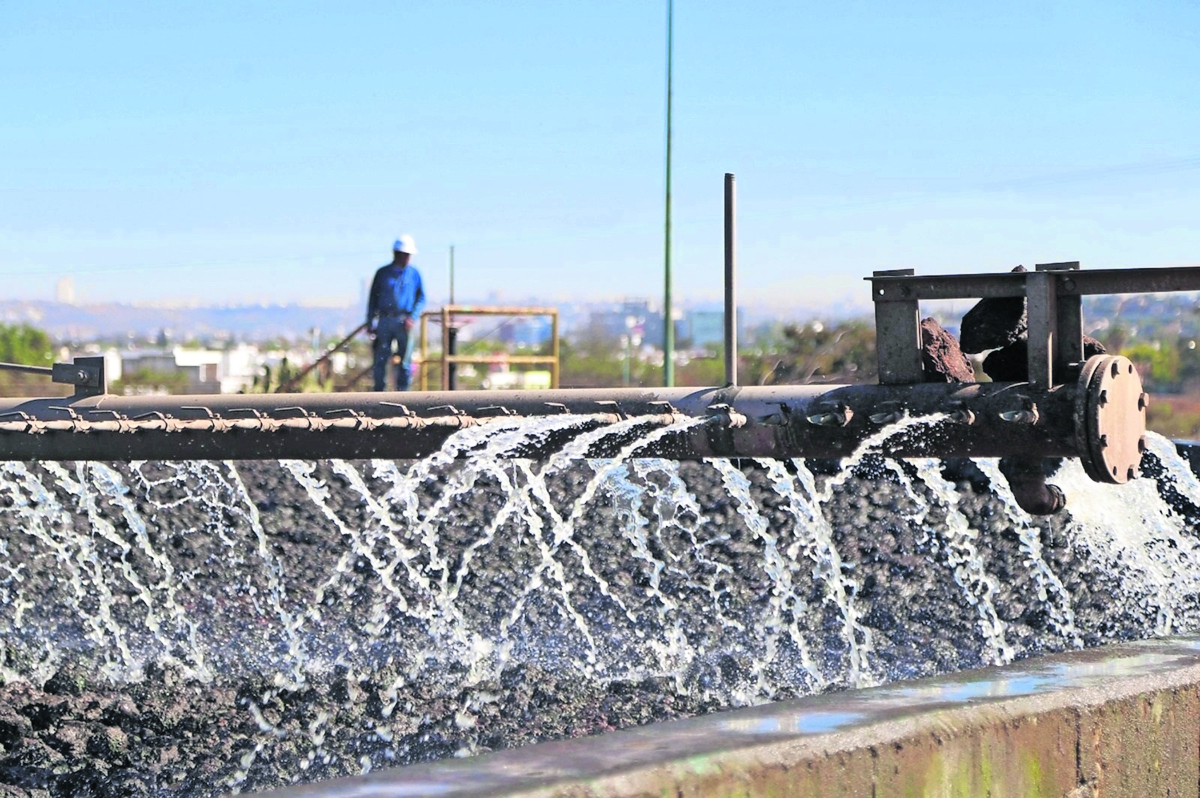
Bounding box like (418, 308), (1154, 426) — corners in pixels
(366, 235), (426, 391)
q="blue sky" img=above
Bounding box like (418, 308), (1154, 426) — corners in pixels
(2, 1), (1199, 310)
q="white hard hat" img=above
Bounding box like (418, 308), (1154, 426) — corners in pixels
(393, 235), (418, 255)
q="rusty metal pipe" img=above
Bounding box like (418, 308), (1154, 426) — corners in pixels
(0, 363), (1136, 470)
(999, 457), (1067, 515)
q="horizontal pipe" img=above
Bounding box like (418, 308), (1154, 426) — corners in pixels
(869, 265), (1200, 302)
(0, 382), (1081, 462)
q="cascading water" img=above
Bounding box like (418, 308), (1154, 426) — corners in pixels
(2, 415), (1200, 796)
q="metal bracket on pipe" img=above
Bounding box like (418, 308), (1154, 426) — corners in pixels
(867, 262), (1200, 389)
(595, 400), (624, 419)
(0, 356), (107, 397)
(52, 357), (107, 397)
(867, 401), (905, 426)
(477, 406), (519, 417)
(705, 403), (746, 428)
(380, 402), (415, 417)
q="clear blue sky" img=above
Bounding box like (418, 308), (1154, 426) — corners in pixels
(3, 1), (1199, 310)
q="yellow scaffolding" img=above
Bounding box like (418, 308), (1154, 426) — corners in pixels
(418, 305), (559, 391)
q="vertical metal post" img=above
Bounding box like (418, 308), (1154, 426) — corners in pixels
(446, 323), (458, 390)
(871, 270), (924, 384)
(1026, 270), (1057, 388)
(440, 306), (451, 391)
(662, 0), (675, 387)
(1037, 261), (1083, 376)
(551, 310), (560, 388)
(419, 313), (429, 390)
(724, 172), (737, 386)
(622, 335), (632, 386)
(446, 247), (458, 390)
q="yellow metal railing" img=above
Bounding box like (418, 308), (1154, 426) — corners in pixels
(418, 305), (559, 391)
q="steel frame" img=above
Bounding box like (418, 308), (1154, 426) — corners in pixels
(869, 263), (1200, 388)
(417, 305), (560, 391)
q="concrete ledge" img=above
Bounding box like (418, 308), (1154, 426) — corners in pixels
(254, 635), (1200, 797)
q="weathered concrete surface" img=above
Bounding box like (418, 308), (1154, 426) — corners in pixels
(254, 635), (1200, 798)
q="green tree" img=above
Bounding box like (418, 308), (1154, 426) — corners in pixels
(0, 323), (53, 365)
(0, 324), (56, 397)
(559, 336), (653, 388)
(1122, 341), (1180, 390)
(112, 368), (189, 395)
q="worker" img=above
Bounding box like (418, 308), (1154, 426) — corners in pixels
(366, 235), (426, 391)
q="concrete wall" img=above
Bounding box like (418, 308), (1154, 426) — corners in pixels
(257, 636), (1200, 798)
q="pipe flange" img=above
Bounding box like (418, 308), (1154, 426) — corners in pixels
(1076, 355), (1146, 484)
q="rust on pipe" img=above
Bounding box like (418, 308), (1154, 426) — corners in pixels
(0, 357), (1141, 472)
(999, 457), (1067, 515)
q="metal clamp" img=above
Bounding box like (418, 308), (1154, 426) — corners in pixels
(477, 406), (519, 417)
(807, 402), (853, 428)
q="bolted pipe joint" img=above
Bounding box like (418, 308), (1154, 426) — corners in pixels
(999, 457), (1067, 515)
(1075, 354), (1148, 484)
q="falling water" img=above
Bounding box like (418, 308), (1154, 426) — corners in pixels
(3, 416), (1200, 794)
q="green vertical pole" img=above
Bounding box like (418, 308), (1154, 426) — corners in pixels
(663, 0), (675, 387)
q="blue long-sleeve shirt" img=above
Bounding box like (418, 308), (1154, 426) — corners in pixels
(367, 263), (425, 323)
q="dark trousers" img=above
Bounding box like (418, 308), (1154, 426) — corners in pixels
(372, 316), (411, 391)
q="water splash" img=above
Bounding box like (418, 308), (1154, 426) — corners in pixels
(1054, 434), (1200, 635)
(975, 458), (1081, 647)
(910, 458), (1014, 665)
(3, 421), (1200, 792)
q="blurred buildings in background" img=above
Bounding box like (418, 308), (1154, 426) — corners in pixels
(72, 343), (355, 395)
(580, 300), (744, 351)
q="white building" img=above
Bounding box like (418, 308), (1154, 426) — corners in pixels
(115, 345), (262, 394)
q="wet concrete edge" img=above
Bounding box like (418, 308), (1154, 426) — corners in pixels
(251, 633), (1200, 797)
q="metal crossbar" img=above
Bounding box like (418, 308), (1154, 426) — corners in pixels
(868, 264), (1200, 301)
(868, 263), (1200, 388)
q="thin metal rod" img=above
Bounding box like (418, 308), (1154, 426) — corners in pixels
(0, 362), (52, 377)
(441, 305), (451, 391)
(724, 172), (737, 387)
(550, 309), (560, 388)
(436, 355), (557, 366)
(419, 313), (429, 390)
(663, 0), (675, 388)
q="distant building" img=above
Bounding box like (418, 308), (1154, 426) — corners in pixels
(116, 345), (261, 394)
(482, 369), (553, 390)
(55, 277), (76, 305)
(498, 316), (553, 347)
(685, 308), (744, 349)
(586, 299), (666, 345)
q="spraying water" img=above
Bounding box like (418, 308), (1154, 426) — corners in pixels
(2, 417), (1200, 794)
